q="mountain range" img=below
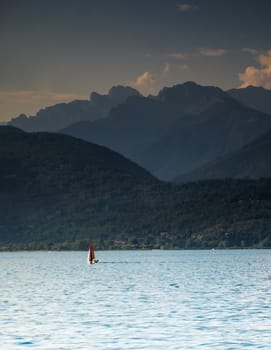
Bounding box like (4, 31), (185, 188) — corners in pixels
(9, 86), (140, 132)
(1, 126), (271, 250)
(62, 82), (271, 181)
(8, 82), (271, 182)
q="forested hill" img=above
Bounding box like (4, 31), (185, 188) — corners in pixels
(0, 127), (152, 187)
(1, 127), (271, 250)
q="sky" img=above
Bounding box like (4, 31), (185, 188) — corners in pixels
(1, 0), (271, 121)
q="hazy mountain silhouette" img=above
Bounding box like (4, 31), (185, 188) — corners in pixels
(228, 86), (271, 115)
(140, 97), (271, 180)
(62, 94), (182, 157)
(157, 81), (227, 113)
(175, 128), (271, 182)
(63, 82), (271, 180)
(9, 86), (140, 132)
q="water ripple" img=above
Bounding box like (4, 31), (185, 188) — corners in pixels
(1, 250), (271, 349)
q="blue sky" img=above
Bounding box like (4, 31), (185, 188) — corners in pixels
(1, 0), (271, 121)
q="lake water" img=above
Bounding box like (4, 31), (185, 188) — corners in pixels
(1, 250), (271, 349)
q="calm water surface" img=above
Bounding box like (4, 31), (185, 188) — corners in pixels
(1, 250), (271, 349)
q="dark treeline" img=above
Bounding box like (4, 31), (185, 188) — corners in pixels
(1, 178), (271, 251)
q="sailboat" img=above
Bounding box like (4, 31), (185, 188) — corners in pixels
(88, 243), (99, 264)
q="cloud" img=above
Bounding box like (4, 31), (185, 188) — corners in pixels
(134, 71), (156, 92)
(132, 64), (171, 95)
(168, 52), (186, 60)
(200, 48), (227, 57)
(177, 3), (199, 12)
(239, 50), (271, 89)
(0, 90), (87, 121)
(242, 48), (259, 55)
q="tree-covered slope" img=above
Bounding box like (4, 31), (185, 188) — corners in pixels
(1, 128), (271, 250)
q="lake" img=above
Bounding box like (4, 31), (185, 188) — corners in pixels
(1, 250), (271, 349)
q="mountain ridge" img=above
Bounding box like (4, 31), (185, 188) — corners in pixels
(6, 81), (271, 182)
(62, 82), (271, 180)
(9, 86), (141, 132)
(175, 127), (271, 182)
(228, 85), (271, 115)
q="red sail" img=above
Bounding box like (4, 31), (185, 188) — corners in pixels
(89, 243), (95, 261)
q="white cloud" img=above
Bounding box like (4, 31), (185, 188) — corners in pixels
(177, 3), (199, 12)
(130, 61), (191, 96)
(0, 90), (87, 121)
(200, 48), (227, 57)
(134, 71), (156, 93)
(239, 50), (271, 89)
(132, 64), (171, 95)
